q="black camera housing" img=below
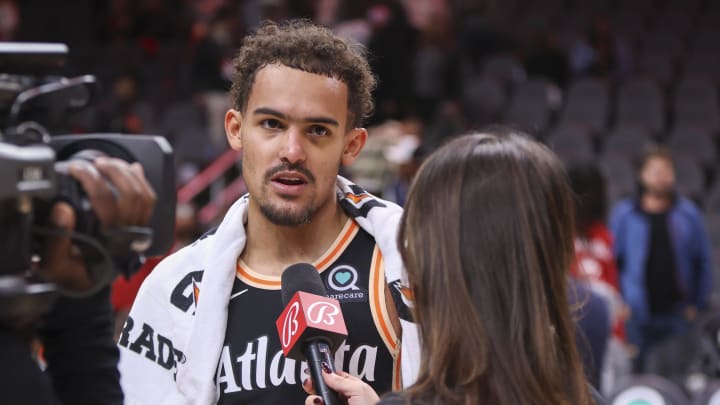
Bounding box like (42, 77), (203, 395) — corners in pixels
(0, 42), (176, 317)
(48, 134), (176, 257)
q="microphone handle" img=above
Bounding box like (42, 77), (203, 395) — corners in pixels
(305, 340), (341, 405)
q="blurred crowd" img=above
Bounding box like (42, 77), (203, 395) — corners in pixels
(2, 0), (720, 402)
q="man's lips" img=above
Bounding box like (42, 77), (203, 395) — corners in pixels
(270, 171), (309, 186)
(265, 162), (316, 186)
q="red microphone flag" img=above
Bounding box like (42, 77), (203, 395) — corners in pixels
(276, 291), (348, 360)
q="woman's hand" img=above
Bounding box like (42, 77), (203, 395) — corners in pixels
(303, 369), (380, 405)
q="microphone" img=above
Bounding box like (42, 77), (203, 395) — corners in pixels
(276, 263), (347, 405)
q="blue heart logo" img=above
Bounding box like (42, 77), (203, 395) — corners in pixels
(334, 271), (352, 285)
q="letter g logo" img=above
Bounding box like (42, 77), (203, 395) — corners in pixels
(281, 302), (300, 348)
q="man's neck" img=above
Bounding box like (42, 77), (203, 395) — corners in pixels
(241, 199), (349, 277)
(641, 192), (672, 214)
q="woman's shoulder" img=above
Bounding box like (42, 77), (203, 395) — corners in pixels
(378, 391), (411, 405)
(379, 389), (606, 405)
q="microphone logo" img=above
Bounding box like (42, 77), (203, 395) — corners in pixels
(307, 301), (340, 326)
(281, 302), (300, 348)
(276, 291), (348, 359)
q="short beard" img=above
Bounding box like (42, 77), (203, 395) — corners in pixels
(645, 186), (674, 199)
(259, 201), (315, 226)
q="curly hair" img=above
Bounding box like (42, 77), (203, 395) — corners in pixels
(230, 20), (376, 129)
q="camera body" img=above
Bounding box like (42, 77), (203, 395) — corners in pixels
(0, 42), (176, 320)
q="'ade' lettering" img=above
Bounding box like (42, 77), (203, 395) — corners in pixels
(129, 323), (156, 361)
(119, 316), (185, 372)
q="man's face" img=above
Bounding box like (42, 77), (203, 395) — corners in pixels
(225, 64), (366, 226)
(640, 156), (675, 197)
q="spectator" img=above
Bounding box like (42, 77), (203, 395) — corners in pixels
(610, 147), (713, 372)
(190, 7), (236, 151)
(94, 70), (145, 134)
(569, 15), (616, 78)
(0, 0), (19, 40)
(366, 1), (417, 124)
(411, 12), (460, 121)
(383, 138), (426, 206)
(569, 163), (625, 338)
(524, 30), (569, 87)
(568, 163), (631, 394)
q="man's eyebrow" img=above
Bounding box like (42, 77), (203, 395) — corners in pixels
(253, 107), (286, 120)
(253, 107), (339, 127)
(304, 116), (340, 127)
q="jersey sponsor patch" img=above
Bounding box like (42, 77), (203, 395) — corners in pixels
(325, 264), (368, 303)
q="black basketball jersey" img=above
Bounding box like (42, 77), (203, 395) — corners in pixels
(216, 219), (401, 404)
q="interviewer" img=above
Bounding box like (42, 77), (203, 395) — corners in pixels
(306, 127), (604, 405)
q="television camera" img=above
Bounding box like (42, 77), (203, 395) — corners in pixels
(0, 43), (175, 325)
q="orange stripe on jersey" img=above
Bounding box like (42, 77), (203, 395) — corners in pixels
(236, 218), (359, 289)
(393, 349), (402, 390)
(369, 247), (399, 354)
(237, 265), (281, 289)
(315, 220), (359, 271)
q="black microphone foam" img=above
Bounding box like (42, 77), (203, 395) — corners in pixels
(280, 262), (326, 306)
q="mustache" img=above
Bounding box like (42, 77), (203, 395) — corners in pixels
(264, 162), (316, 183)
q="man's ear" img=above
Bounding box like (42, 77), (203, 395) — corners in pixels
(225, 109), (243, 151)
(341, 128), (368, 166)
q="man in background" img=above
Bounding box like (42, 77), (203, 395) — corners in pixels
(610, 147), (713, 371)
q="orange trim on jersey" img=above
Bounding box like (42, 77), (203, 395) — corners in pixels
(315, 221), (359, 271)
(236, 219), (359, 289)
(393, 349), (402, 390)
(369, 247), (399, 354)
(236, 266), (281, 289)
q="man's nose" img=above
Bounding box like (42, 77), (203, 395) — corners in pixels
(280, 127), (306, 164)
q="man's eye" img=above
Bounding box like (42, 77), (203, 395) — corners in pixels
(261, 119), (282, 129)
(308, 125), (329, 137)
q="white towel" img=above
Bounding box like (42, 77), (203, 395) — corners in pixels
(119, 176), (420, 404)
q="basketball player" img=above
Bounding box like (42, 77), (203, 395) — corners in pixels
(118, 20), (420, 404)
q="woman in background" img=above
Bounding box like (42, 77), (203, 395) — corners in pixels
(305, 127), (600, 404)
(568, 163), (624, 334)
(568, 163), (630, 394)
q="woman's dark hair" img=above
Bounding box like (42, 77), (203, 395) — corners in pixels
(398, 126), (592, 404)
